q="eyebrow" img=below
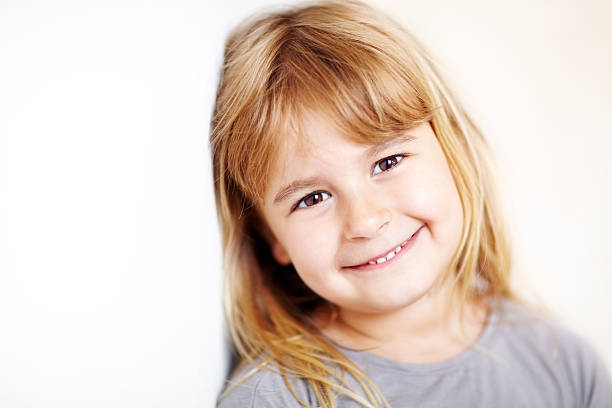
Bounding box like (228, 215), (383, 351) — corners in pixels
(273, 176), (326, 205)
(272, 134), (416, 205)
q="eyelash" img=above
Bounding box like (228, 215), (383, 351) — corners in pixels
(371, 154), (406, 175)
(291, 154), (407, 211)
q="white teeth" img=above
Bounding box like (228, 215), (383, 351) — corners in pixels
(372, 247), (399, 265)
(364, 235), (413, 266)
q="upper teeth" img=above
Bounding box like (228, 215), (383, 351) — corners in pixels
(368, 240), (409, 265)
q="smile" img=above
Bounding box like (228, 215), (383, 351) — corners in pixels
(345, 225), (424, 271)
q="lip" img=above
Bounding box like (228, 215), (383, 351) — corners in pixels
(343, 225), (424, 272)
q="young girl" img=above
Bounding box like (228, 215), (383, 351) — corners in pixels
(210, 1), (612, 406)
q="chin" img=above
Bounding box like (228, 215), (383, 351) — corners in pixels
(346, 288), (433, 315)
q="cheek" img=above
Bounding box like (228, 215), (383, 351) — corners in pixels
(279, 219), (351, 300)
(283, 225), (335, 276)
(288, 246), (337, 301)
(393, 172), (454, 217)
(431, 175), (464, 251)
(393, 164), (463, 241)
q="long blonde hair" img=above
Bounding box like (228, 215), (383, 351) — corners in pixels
(211, 1), (516, 406)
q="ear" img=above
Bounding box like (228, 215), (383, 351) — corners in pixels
(271, 240), (292, 265)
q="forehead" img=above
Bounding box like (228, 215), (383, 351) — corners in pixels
(264, 112), (422, 201)
(272, 112), (365, 175)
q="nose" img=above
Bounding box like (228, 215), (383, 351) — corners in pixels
(342, 194), (391, 241)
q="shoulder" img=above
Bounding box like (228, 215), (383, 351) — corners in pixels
(216, 361), (314, 408)
(488, 298), (597, 361)
(486, 298), (612, 407)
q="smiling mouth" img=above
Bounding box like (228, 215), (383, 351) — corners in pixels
(347, 225), (424, 269)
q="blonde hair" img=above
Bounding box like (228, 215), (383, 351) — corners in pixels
(211, 1), (517, 406)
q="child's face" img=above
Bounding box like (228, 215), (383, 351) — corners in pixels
(259, 113), (464, 316)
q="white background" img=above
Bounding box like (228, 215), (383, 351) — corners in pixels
(0, 0), (610, 406)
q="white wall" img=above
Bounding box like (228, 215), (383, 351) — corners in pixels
(0, 1), (224, 406)
(0, 0), (609, 407)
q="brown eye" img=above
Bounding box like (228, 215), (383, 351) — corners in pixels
(305, 193), (322, 206)
(295, 191), (331, 209)
(372, 155), (404, 175)
(381, 157), (398, 170)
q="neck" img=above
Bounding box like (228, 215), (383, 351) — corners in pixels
(319, 281), (489, 363)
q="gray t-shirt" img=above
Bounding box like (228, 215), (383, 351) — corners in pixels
(217, 299), (612, 407)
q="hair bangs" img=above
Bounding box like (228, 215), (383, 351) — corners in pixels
(217, 73), (299, 207)
(273, 22), (435, 149)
